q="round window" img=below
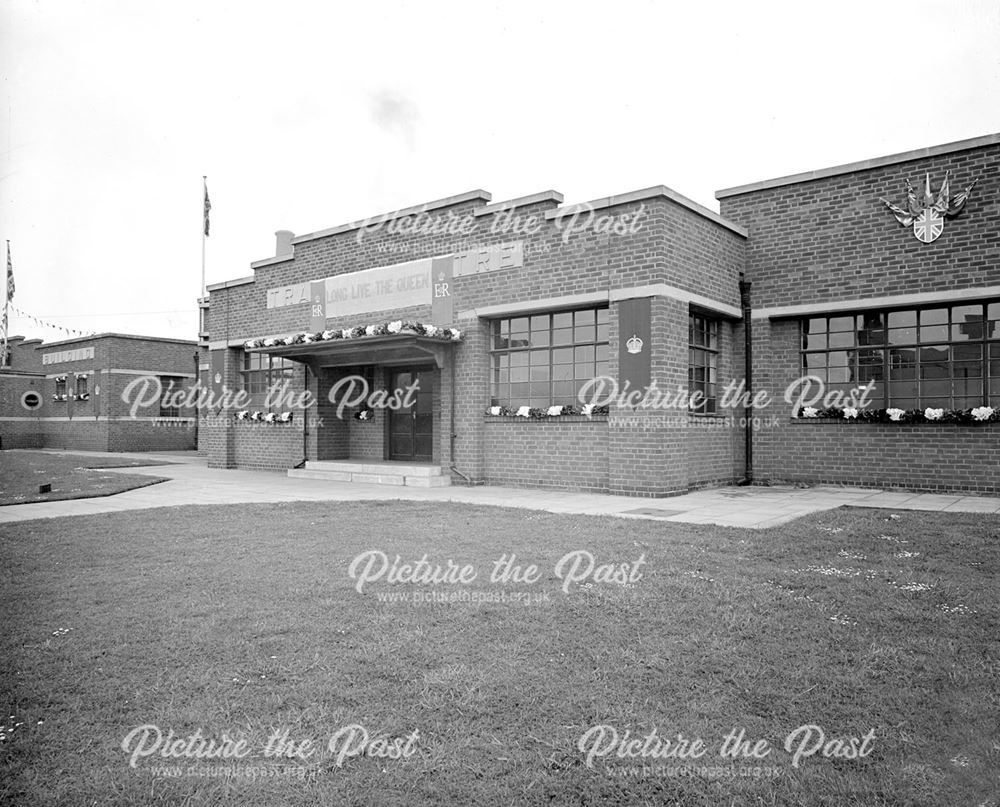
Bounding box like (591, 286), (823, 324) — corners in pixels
(21, 390), (43, 411)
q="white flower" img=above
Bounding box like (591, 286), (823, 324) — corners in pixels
(802, 407), (819, 418)
(843, 407), (859, 419)
(424, 324), (439, 337)
(342, 329), (353, 339)
(278, 412), (292, 423)
(262, 338), (277, 347)
(581, 404), (595, 416)
(971, 406), (995, 421)
(886, 408), (905, 421)
(547, 405), (563, 416)
(450, 328), (462, 340)
(489, 406), (501, 416)
(923, 408), (944, 421)
(322, 330), (336, 340)
(365, 325), (377, 336)
(516, 406), (531, 418)
(243, 339), (255, 349)
(387, 320), (403, 334)
(282, 336), (295, 345)
(264, 412), (277, 423)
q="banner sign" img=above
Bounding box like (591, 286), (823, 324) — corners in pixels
(430, 256), (454, 325)
(210, 349), (226, 399)
(309, 280), (327, 332)
(42, 347), (94, 365)
(617, 297), (651, 396)
(267, 243), (523, 320)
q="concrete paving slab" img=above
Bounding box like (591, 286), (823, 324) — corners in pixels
(2, 453), (999, 529)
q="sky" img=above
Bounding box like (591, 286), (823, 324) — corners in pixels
(2, 0), (999, 343)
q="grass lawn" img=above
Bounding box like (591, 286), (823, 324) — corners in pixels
(0, 501), (997, 806)
(0, 451), (171, 505)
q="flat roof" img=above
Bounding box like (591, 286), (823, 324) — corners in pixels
(292, 190), (493, 246)
(715, 132), (1000, 199)
(25, 333), (199, 349)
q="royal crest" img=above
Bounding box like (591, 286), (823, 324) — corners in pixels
(625, 334), (644, 354)
(880, 172), (977, 244)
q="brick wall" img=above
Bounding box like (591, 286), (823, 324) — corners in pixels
(484, 417), (609, 492)
(206, 189), (746, 490)
(720, 139), (1000, 493)
(718, 142), (1000, 310)
(2, 334), (199, 453)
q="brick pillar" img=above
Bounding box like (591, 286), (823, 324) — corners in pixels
(206, 347), (238, 469)
(608, 296), (689, 496)
(450, 317), (489, 482)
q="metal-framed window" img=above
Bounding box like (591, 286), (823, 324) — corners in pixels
(801, 301), (1000, 409)
(240, 353), (296, 409)
(159, 376), (184, 417)
(490, 307), (610, 409)
(75, 375), (88, 398)
(689, 313), (719, 414)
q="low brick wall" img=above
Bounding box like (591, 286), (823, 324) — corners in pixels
(758, 420), (1000, 494)
(484, 416), (609, 492)
(233, 422), (305, 471)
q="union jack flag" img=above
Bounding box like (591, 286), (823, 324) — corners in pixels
(5, 241), (12, 302)
(913, 209), (944, 244)
(204, 182), (212, 237)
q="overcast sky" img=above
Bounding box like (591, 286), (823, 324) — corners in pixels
(3, 0), (999, 343)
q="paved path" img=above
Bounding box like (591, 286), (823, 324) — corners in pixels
(1, 450), (999, 528)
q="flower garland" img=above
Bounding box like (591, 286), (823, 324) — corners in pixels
(234, 411), (294, 424)
(243, 320), (461, 350)
(486, 404), (610, 419)
(798, 405), (999, 424)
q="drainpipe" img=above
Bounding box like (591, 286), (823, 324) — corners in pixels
(448, 355), (474, 484)
(192, 352), (200, 449)
(295, 363), (310, 469)
(738, 274), (754, 485)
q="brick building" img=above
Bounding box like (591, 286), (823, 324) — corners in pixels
(0, 333), (199, 452)
(202, 133), (999, 495)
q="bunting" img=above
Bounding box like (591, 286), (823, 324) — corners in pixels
(10, 304), (96, 338)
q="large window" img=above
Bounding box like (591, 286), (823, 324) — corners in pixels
(689, 313), (719, 414)
(801, 301), (1000, 409)
(490, 307), (609, 409)
(159, 376), (185, 417)
(240, 353), (296, 408)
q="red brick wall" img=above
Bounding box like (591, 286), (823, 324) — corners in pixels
(206, 191), (746, 490)
(720, 140), (1000, 493)
(2, 335), (199, 453)
(718, 142), (1000, 309)
(484, 417), (609, 492)
(769, 421), (1000, 494)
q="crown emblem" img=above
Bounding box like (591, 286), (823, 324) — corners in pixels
(626, 334), (644, 354)
(880, 172), (977, 244)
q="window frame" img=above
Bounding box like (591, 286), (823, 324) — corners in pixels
(158, 376), (185, 418)
(688, 313), (720, 415)
(489, 306), (610, 410)
(800, 300), (1000, 410)
(239, 352), (297, 411)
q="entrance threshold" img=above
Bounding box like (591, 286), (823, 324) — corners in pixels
(288, 460), (450, 488)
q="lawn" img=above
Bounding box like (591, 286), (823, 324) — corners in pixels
(0, 501), (997, 806)
(0, 451), (171, 505)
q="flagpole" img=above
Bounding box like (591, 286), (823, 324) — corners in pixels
(201, 176), (207, 298)
(2, 240), (10, 366)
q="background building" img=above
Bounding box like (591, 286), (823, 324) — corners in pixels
(0, 333), (199, 452)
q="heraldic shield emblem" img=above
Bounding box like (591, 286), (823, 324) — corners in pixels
(880, 172), (977, 244)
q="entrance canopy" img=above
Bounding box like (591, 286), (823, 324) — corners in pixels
(246, 332), (458, 370)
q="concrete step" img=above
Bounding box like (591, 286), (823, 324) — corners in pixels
(288, 461), (451, 487)
(305, 460), (443, 477)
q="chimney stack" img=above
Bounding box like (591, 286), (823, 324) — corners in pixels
(275, 230), (294, 258)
